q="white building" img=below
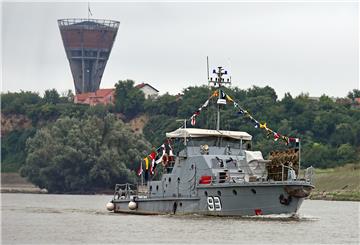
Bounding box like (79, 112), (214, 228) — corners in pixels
(136, 83), (159, 99)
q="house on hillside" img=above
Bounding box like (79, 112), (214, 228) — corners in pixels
(353, 98), (360, 109)
(309, 96), (337, 102)
(74, 88), (115, 106)
(336, 98), (352, 105)
(136, 83), (159, 99)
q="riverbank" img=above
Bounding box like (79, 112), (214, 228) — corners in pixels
(309, 163), (360, 201)
(0, 173), (114, 194)
(2, 163), (359, 200)
(1, 173), (47, 194)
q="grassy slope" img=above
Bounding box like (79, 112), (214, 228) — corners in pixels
(310, 163), (360, 201)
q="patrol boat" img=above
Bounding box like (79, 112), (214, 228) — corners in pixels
(106, 67), (315, 216)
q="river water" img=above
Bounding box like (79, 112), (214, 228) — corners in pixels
(1, 193), (359, 244)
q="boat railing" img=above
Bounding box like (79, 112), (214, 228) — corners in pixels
(281, 164), (297, 181)
(206, 166), (312, 185)
(113, 183), (137, 200)
(304, 166), (315, 185)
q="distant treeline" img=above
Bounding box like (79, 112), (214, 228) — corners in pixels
(1, 82), (359, 192)
(141, 85), (360, 169)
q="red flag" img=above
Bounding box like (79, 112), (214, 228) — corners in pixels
(149, 152), (156, 160)
(149, 152), (156, 175)
(191, 115), (196, 126)
(274, 132), (281, 141)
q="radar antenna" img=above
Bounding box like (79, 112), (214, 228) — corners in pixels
(208, 66), (231, 130)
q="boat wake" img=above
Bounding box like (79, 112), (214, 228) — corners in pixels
(165, 213), (319, 222)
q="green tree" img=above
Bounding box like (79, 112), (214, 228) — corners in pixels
(1, 91), (41, 114)
(1, 128), (37, 172)
(330, 123), (354, 146)
(144, 93), (178, 117)
(114, 80), (145, 119)
(302, 143), (335, 168)
(347, 89), (360, 101)
(21, 114), (150, 193)
(44, 89), (60, 104)
(336, 143), (356, 163)
(60, 89), (74, 103)
(177, 86), (211, 118)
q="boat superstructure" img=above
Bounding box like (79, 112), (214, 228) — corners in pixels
(106, 66), (315, 216)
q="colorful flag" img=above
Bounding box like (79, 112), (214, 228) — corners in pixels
(260, 123), (267, 129)
(149, 151), (156, 174)
(220, 90), (226, 100)
(144, 157), (149, 170)
(212, 90), (219, 97)
(202, 99), (209, 108)
(237, 109), (245, 115)
(149, 151), (156, 160)
(250, 117), (259, 128)
(274, 132), (280, 141)
(282, 136), (290, 145)
(168, 144), (174, 157)
(137, 161), (143, 176)
(191, 115), (196, 126)
(155, 144), (166, 164)
(289, 137), (300, 143)
(266, 130), (272, 138)
(226, 94), (233, 102)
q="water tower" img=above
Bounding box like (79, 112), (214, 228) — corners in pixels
(58, 18), (120, 94)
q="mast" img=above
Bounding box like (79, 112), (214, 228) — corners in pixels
(208, 66), (231, 130)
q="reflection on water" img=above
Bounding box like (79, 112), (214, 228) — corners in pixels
(2, 193), (359, 244)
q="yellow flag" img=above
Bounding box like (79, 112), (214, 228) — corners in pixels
(260, 123), (267, 129)
(226, 94), (233, 102)
(144, 157), (149, 170)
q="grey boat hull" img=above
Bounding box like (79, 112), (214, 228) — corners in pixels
(112, 183), (311, 216)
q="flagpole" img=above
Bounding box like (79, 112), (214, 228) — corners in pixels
(141, 168), (144, 186)
(298, 140), (301, 179)
(207, 56), (210, 83)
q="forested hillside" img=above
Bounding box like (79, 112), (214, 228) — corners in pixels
(142, 85), (360, 169)
(1, 81), (359, 192)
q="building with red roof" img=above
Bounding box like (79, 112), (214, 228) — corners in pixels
(74, 88), (115, 106)
(135, 83), (159, 99)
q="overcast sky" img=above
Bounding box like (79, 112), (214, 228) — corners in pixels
(2, 1), (359, 98)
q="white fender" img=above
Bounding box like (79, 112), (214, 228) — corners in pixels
(106, 202), (114, 211)
(128, 201), (137, 210)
